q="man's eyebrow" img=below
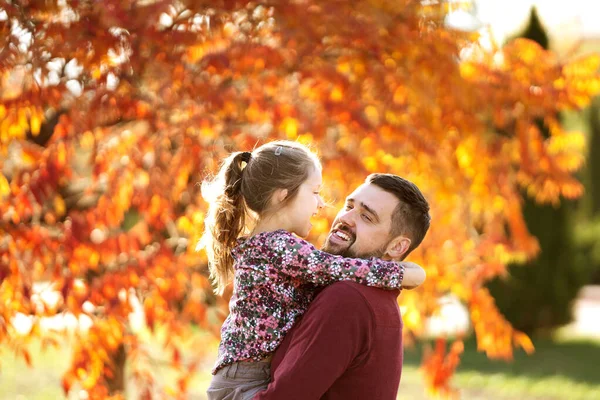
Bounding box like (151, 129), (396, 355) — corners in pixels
(361, 202), (380, 222)
(346, 198), (380, 222)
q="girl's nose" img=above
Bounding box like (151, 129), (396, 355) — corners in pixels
(317, 195), (325, 209)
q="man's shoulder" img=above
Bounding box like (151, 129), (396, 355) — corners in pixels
(320, 281), (400, 299)
(315, 282), (398, 311)
(310, 282), (372, 315)
(318, 281), (367, 299)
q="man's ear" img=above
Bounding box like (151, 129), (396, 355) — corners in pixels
(385, 235), (411, 260)
(271, 188), (289, 206)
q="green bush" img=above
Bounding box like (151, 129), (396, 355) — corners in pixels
(487, 200), (592, 334)
(487, 7), (594, 335)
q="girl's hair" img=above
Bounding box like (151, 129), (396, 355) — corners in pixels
(198, 140), (321, 294)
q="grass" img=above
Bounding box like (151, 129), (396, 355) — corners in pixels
(1, 334), (599, 399)
(400, 335), (600, 400)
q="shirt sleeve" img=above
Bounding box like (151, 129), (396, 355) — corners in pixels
(266, 230), (404, 290)
(254, 283), (371, 400)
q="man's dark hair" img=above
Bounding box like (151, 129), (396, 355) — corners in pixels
(366, 173), (430, 256)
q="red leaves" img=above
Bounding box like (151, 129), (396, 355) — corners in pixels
(468, 288), (535, 361)
(1, 0), (597, 398)
(421, 338), (464, 398)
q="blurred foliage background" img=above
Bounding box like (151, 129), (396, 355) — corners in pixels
(1, 1), (600, 399)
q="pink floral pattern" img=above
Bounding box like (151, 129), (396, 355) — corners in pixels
(213, 229), (405, 373)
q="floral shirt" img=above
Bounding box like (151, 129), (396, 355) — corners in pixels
(213, 229), (405, 373)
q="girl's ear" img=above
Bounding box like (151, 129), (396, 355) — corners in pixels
(272, 188), (289, 206)
(385, 236), (411, 260)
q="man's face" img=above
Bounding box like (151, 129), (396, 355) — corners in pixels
(322, 183), (400, 259)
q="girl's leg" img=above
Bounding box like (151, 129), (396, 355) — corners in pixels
(206, 361), (271, 400)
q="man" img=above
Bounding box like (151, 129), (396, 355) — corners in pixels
(255, 173), (430, 400)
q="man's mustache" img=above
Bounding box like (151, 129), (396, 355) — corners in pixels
(332, 223), (356, 240)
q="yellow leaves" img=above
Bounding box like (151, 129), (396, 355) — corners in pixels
(563, 54), (600, 79)
(0, 173), (10, 198)
(91, 67), (102, 80)
(245, 102), (267, 123)
(336, 59), (366, 81)
(186, 45), (206, 63)
(558, 54), (600, 108)
(2, 3), (597, 398)
(454, 138), (480, 179)
(280, 116), (298, 139)
(459, 62), (478, 80)
(0, 106), (45, 145)
(177, 216), (193, 234)
(364, 105), (379, 126)
(508, 38), (547, 65)
(53, 195), (66, 217)
(148, 194), (166, 221)
(30, 113), (42, 136)
(359, 136), (377, 154)
(554, 152), (585, 173)
(336, 61), (351, 75)
(198, 120), (217, 140)
(454, 143), (472, 170)
(362, 156), (380, 172)
(547, 129), (586, 152)
(330, 86), (344, 102)
(560, 180), (585, 199)
(17, 108), (29, 130)
(393, 86), (408, 105)
(80, 130), (95, 150)
(297, 133), (314, 145)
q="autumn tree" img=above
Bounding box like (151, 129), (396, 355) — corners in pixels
(1, 0), (599, 398)
(487, 8), (591, 335)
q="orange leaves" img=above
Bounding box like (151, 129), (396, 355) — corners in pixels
(0, 106), (45, 146)
(503, 39), (554, 69)
(0, 173), (10, 198)
(279, 116), (299, 139)
(513, 331), (535, 355)
(468, 288), (535, 360)
(421, 339), (464, 399)
(514, 120), (587, 205)
(561, 54), (600, 108)
(62, 318), (127, 396)
(1, 0), (598, 398)
(504, 196), (540, 258)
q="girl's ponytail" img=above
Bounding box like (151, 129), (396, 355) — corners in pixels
(198, 151), (251, 294)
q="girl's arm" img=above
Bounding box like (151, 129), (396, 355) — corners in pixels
(401, 262), (426, 289)
(268, 231), (413, 290)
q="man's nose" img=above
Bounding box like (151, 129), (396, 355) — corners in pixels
(338, 209), (356, 227)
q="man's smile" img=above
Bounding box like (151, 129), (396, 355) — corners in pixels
(328, 224), (356, 246)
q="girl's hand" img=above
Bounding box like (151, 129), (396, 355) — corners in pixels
(400, 261), (426, 289)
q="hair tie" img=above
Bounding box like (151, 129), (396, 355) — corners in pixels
(274, 146), (283, 156)
(241, 151), (252, 163)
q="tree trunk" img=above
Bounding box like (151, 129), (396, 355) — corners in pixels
(106, 343), (127, 395)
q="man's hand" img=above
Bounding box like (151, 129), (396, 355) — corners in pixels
(400, 261), (426, 289)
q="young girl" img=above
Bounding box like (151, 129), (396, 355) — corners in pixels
(200, 140), (424, 400)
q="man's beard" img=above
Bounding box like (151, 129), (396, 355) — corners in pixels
(322, 224), (388, 259)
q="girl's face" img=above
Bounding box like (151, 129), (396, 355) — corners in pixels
(281, 165), (324, 237)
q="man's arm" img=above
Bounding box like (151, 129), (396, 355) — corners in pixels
(254, 282), (372, 400)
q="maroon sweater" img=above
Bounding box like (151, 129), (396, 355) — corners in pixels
(254, 281), (403, 400)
